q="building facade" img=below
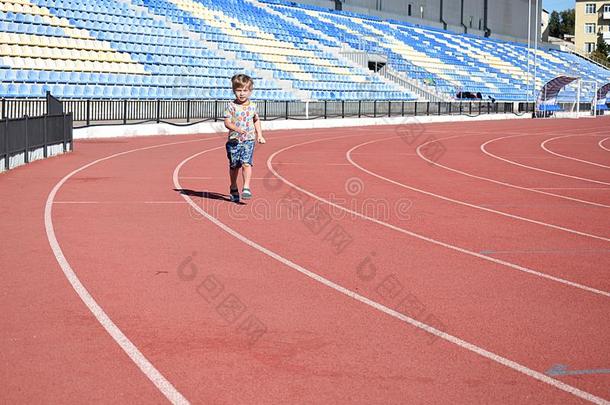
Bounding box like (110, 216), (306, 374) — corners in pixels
(575, 0), (610, 53)
(290, 0), (542, 43)
(541, 8), (550, 41)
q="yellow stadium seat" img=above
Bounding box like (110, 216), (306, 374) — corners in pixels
(102, 51), (116, 62)
(30, 58), (44, 70)
(8, 33), (20, 45)
(0, 44), (10, 55)
(33, 46), (48, 58)
(29, 36), (42, 46)
(52, 59), (65, 71)
(84, 61), (96, 72)
(11, 57), (26, 69)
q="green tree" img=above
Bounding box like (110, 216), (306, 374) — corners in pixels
(548, 11), (561, 38)
(559, 9), (575, 38)
(591, 33), (610, 61)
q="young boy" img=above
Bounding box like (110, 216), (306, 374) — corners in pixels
(224, 74), (266, 202)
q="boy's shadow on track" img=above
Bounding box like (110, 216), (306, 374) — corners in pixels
(173, 189), (246, 205)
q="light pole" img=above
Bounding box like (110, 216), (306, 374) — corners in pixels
(527, 0), (532, 107)
(534, 0), (539, 108)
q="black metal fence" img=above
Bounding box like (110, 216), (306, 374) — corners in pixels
(0, 99), (526, 127)
(518, 101), (597, 115)
(0, 113), (73, 171)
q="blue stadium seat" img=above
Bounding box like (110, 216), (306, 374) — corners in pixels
(37, 71), (50, 82)
(6, 83), (19, 97)
(2, 69), (17, 82)
(102, 86), (114, 98)
(538, 104), (561, 112)
(128, 86), (144, 98)
(0, 83), (9, 97)
(1, 0), (606, 102)
(29, 84), (44, 98)
(92, 85), (104, 98)
(47, 71), (60, 83)
(58, 72), (70, 83)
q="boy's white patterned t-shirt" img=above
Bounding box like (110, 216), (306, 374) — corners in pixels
(224, 101), (258, 142)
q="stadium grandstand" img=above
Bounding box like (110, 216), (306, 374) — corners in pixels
(3, 1), (610, 403)
(0, 0), (609, 105)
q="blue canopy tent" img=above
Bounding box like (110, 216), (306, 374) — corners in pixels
(535, 75), (579, 117)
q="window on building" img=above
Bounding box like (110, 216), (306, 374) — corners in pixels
(585, 23), (596, 33)
(585, 42), (596, 53)
(479, 18), (482, 30)
(407, 4), (411, 16)
(604, 5), (610, 12)
(585, 3), (596, 14)
(469, 16), (473, 28)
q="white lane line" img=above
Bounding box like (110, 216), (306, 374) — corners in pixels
(532, 187), (610, 190)
(599, 138), (610, 152)
(415, 134), (610, 208)
(481, 135), (610, 186)
(480, 249), (610, 255)
(485, 156), (560, 159)
(179, 176), (222, 179)
(174, 146), (609, 405)
(270, 137), (610, 297)
(346, 138), (610, 243)
(180, 176), (267, 180)
(273, 162), (353, 166)
(54, 201), (102, 204)
(54, 201), (187, 204)
(540, 135), (610, 169)
(143, 201), (186, 204)
(350, 152), (420, 156)
(43, 131), (312, 403)
(45, 139), (209, 405)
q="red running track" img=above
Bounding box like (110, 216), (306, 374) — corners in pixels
(1, 117), (609, 404)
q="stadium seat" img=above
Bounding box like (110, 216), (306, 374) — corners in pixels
(0, 83), (9, 97)
(0, 0), (606, 102)
(538, 104), (561, 112)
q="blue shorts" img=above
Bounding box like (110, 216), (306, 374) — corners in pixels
(226, 140), (255, 168)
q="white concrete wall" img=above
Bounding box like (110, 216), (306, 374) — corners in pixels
(73, 114), (530, 140)
(288, 0), (541, 42)
(0, 143), (71, 173)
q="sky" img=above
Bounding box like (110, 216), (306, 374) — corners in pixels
(542, 0), (574, 12)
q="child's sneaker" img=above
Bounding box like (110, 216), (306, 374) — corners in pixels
(241, 187), (252, 199)
(229, 187), (240, 202)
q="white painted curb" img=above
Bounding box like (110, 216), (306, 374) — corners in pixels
(74, 113), (531, 139)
